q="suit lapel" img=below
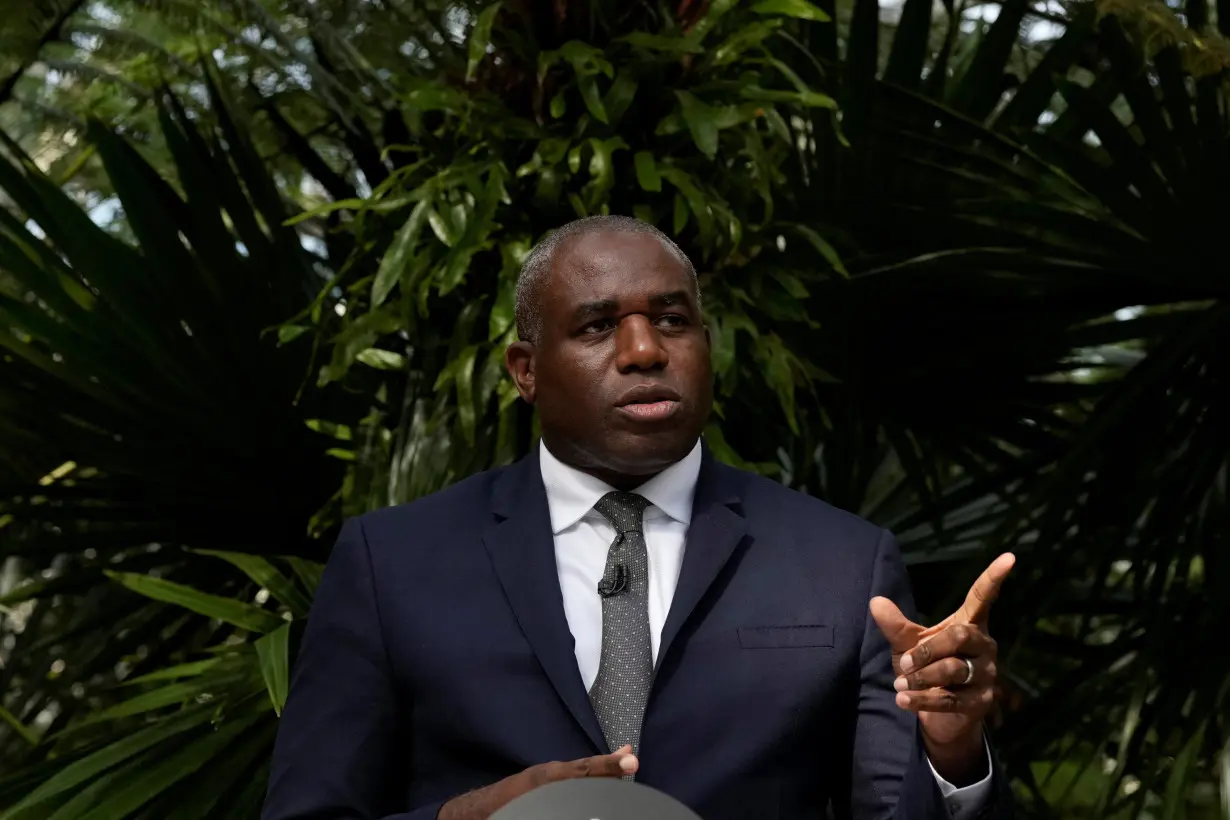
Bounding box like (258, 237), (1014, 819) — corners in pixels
(655, 446), (749, 673)
(482, 449), (608, 754)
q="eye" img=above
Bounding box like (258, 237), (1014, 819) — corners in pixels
(582, 318), (616, 334)
(656, 314), (687, 328)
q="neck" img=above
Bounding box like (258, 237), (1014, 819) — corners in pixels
(586, 466), (658, 492)
(539, 435), (669, 492)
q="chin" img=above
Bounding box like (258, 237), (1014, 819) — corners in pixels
(609, 430), (697, 474)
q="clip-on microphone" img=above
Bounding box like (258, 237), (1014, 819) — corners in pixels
(597, 564), (629, 598)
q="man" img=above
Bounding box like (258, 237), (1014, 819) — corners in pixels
(263, 216), (1015, 820)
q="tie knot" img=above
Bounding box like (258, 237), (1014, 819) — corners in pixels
(594, 491), (651, 534)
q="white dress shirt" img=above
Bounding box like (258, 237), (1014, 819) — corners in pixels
(539, 439), (993, 818)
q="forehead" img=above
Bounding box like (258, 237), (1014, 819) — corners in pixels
(543, 229), (691, 304)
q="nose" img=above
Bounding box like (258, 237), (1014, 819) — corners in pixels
(614, 315), (669, 373)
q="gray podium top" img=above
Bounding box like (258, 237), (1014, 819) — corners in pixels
(489, 779), (703, 820)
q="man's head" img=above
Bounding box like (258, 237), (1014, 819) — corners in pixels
(505, 216), (712, 488)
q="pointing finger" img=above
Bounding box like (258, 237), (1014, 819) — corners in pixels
(959, 553), (1016, 625)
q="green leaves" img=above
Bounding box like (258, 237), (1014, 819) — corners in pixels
(254, 626), (291, 716)
(85, 682), (216, 725)
(751, 0), (832, 20)
(711, 20), (784, 65)
(104, 573), (284, 634)
(73, 713), (262, 820)
(0, 85), (328, 807)
(676, 91), (720, 159)
(195, 551), (313, 618)
(0, 707), (36, 748)
(634, 152), (662, 192)
(466, 3), (502, 83)
(689, 0), (740, 39)
(120, 660), (222, 687)
(372, 200), (432, 308)
(286, 558), (324, 594)
(659, 167), (716, 242)
(558, 41), (613, 78)
(577, 77), (609, 124)
(3, 707), (215, 817)
(544, 41), (615, 124)
(489, 238), (528, 341)
(428, 205), (462, 248)
(603, 73), (639, 126)
(752, 333), (803, 435)
(741, 87), (836, 109)
(434, 345), (481, 446)
(357, 348), (408, 371)
(583, 137), (629, 206)
(788, 223), (849, 277)
(622, 32), (704, 54)
(0, 541), (317, 815)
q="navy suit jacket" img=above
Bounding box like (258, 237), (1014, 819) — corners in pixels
(263, 444), (1009, 820)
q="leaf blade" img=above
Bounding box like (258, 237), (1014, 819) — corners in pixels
(676, 91), (719, 159)
(751, 0), (832, 20)
(75, 713), (263, 820)
(254, 624), (291, 716)
(466, 2), (502, 82)
(372, 200), (431, 307)
(6, 707), (214, 814)
(634, 151), (662, 192)
(104, 572), (284, 633)
(195, 550), (313, 618)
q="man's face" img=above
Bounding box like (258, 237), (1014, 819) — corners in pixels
(506, 229), (712, 486)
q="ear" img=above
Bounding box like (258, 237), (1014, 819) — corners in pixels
(505, 340), (537, 404)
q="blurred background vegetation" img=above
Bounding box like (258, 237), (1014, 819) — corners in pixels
(0, 0), (1227, 816)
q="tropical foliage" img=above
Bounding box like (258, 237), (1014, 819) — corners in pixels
(0, 0), (1228, 816)
(0, 68), (341, 816)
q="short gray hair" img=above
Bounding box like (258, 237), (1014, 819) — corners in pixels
(514, 215), (699, 344)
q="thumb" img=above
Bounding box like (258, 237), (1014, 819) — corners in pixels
(869, 596), (922, 651)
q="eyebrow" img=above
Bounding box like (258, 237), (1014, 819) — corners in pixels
(572, 299), (619, 323)
(650, 290), (690, 308)
(571, 291), (692, 323)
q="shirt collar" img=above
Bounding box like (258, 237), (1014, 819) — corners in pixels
(538, 438), (702, 535)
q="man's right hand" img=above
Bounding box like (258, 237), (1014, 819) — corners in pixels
(437, 746), (639, 820)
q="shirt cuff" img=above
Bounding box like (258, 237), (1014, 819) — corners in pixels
(927, 736), (993, 820)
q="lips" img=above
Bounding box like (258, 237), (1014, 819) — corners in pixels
(615, 384), (682, 422)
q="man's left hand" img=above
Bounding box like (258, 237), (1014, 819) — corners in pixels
(869, 553), (1016, 783)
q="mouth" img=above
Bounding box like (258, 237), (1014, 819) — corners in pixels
(615, 384), (683, 422)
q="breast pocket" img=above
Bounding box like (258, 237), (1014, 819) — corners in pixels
(737, 625), (834, 649)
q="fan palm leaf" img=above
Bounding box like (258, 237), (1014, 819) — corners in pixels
(0, 71), (342, 784)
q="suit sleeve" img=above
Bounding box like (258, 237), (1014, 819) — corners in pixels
(262, 517), (446, 820)
(842, 528), (949, 820)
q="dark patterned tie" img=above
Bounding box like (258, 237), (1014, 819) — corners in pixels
(589, 491), (654, 758)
